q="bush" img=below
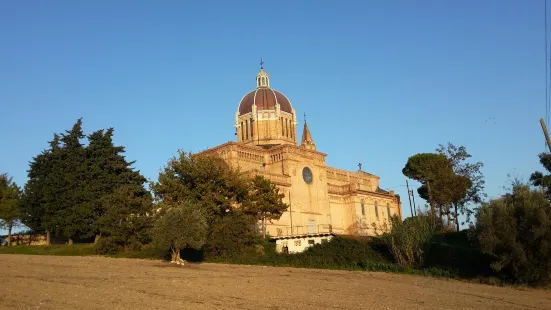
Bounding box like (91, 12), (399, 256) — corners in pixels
(204, 212), (259, 259)
(93, 237), (120, 255)
(476, 185), (551, 286)
(424, 237), (495, 278)
(380, 214), (436, 267)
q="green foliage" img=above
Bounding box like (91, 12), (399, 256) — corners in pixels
(0, 173), (21, 240)
(476, 184), (551, 285)
(152, 151), (250, 223)
(241, 175), (288, 237)
(93, 237), (120, 255)
(531, 152), (551, 200)
(402, 153), (452, 184)
(204, 212), (260, 258)
(380, 214), (436, 268)
(151, 201), (208, 254)
(20, 119), (150, 243)
(97, 184), (153, 251)
(436, 143), (486, 227)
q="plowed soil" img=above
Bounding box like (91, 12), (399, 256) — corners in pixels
(0, 254), (549, 309)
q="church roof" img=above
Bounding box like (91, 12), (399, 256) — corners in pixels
(301, 121), (314, 145)
(238, 88), (293, 115)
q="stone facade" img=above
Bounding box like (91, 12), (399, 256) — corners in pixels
(197, 64), (402, 248)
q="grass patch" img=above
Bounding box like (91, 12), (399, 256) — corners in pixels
(0, 244), (95, 256)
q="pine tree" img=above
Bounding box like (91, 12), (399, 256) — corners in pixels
(85, 128), (148, 240)
(21, 119), (151, 245)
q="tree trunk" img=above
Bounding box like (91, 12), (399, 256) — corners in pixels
(7, 223), (12, 246)
(427, 181), (435, 215)
(46, 231), (51, 245)
(94, 234), (101, 244)
(446, 207), (451, 229)
(454, 203), (460, 232)
(171, 248), (181, 263)
(68, 238), (73, 246)
(262, 217), (266, 239)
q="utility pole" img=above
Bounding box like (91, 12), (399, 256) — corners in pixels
(406, 179), (414, 217)
(540, 118), (551, 153)
(411, 192), (417, 216)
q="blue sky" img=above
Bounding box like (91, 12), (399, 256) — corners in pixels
(0, 1), (546, 222)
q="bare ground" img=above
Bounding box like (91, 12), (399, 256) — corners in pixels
(0, 255), (549, 309)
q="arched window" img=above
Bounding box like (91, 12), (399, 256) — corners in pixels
(387, 203), (391, 218)
(262, 77), (265, 86)
(375, 201), (379, 218)
(250, 119), (254, 137)
(245, 121), (249, 140)
(361, 199), (365, 216)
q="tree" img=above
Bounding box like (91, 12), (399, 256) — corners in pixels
(530, 152), (551, 200)
(84, 128), (149, 241)
(402, 153), (453, 215)
(241, 175), (288, 238)
(417, 172), (472, 230)
(151, 202), (208, 264)
(476, 184), (551, 285)
(152, 151), (250, 223)
(0, 174), (21, 246)
(97, 184), (153, 251)
(436, 143), (485, 229)
(20, 133), (62, 244)
(21, 119), (150, 245)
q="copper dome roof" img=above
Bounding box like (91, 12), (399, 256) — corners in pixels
(238, 88), (293, 115)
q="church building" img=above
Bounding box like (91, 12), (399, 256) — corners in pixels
(198, 63), (402, 253)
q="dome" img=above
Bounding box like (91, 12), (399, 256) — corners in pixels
(238, 88), (293, 115)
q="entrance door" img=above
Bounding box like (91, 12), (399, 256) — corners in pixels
(308, 220), (316, 234)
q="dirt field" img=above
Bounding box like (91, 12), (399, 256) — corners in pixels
(0, 255), (549, 309)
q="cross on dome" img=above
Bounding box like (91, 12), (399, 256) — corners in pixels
(256, 59), (270, 88)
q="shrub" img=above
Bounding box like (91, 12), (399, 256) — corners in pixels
(380, 214), (436, 267)
(476, 185), (551, 285)
(93, 237), (120, 255)
(204, 212), (259, 259)
(424, 236), (495, 278)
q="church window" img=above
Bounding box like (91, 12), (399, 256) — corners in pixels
(250, 119), (254, 137)
(302, 167), (313, 185)
(281, 118), (284, 135)
(375, 201), (379, 218)
(241, 122), (244, 141)
(262, 77), (265, 86)
(387, 203), (391, 218)
(245, 121), (249, 139)
(361, 199), (365, 216)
